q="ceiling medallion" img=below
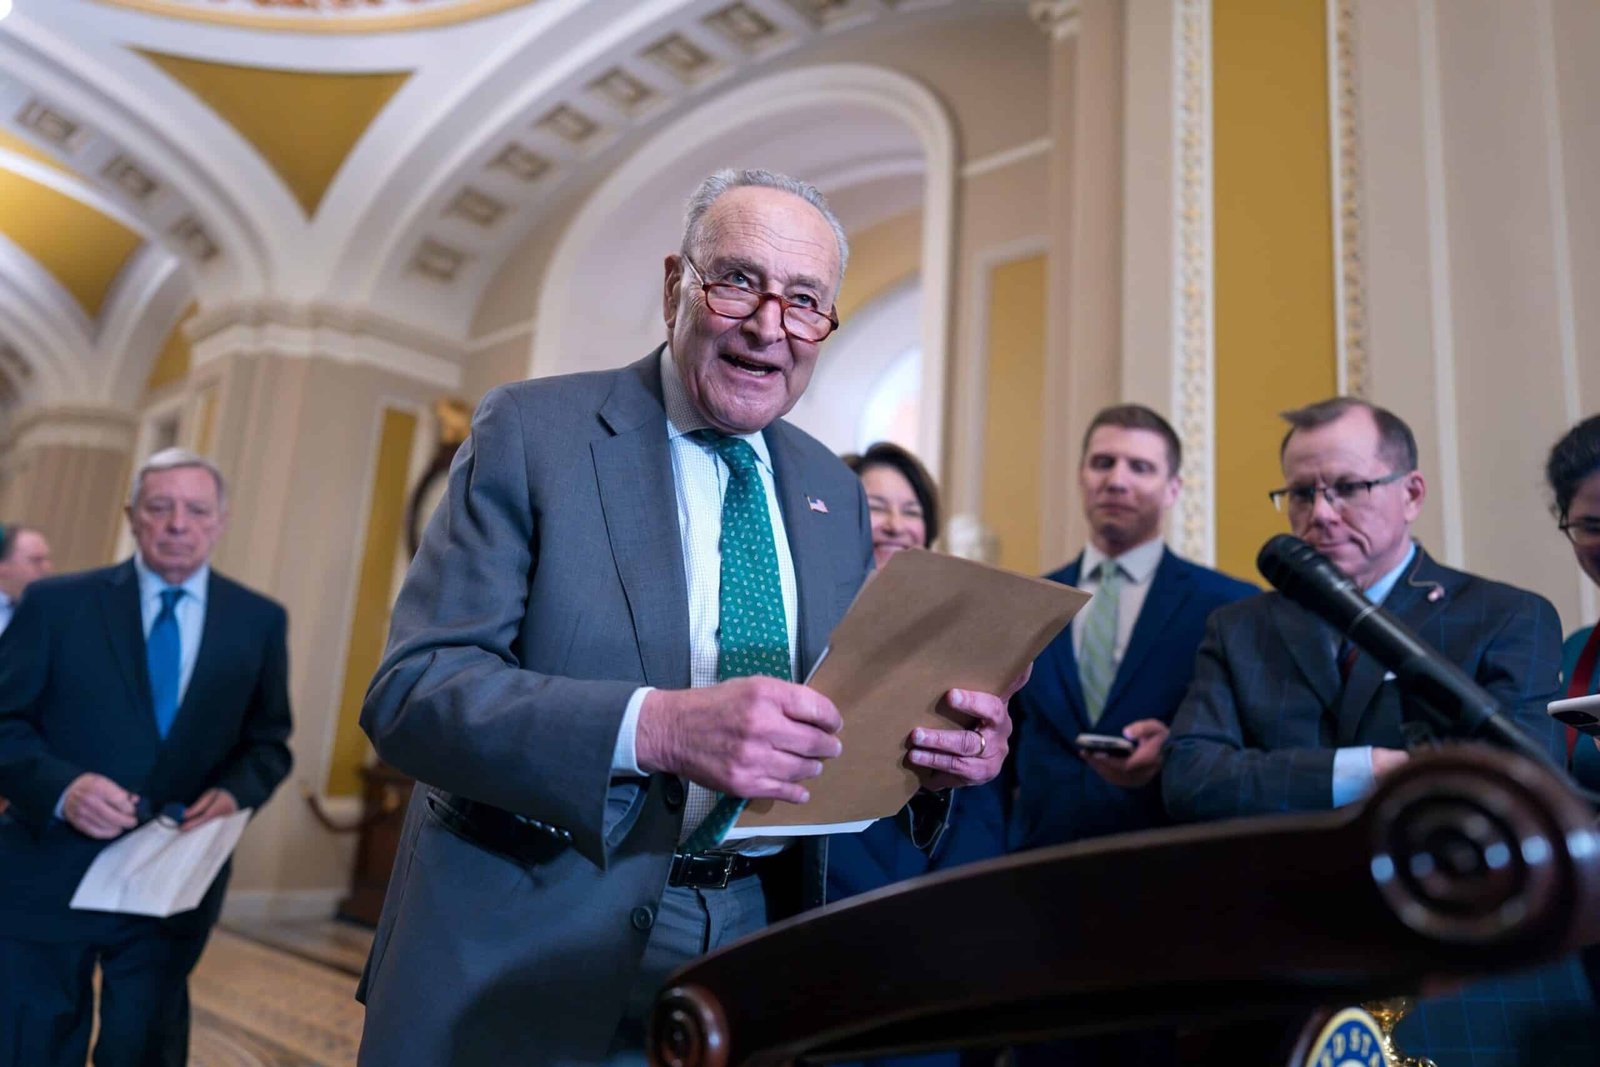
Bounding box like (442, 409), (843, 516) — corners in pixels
(92, 0), (542, 34)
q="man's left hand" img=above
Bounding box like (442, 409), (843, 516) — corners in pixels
(180, 788), (238, 832)
(906, 666), (1030, 790)
(1083, 718), (1168, 789)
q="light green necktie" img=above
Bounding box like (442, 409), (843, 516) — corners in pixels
(681, 430), (791, 852)
(1079, 559), (1123, 725)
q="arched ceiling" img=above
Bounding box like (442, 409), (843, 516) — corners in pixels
(0, 0), (1031, 428)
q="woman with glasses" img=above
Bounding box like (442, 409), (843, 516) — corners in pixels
(1547, 415), (1600, 773)
(1546, 413), (1600, 1002)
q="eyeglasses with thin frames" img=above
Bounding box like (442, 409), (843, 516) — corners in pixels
(1559, 515), (1600, 549)
(681, 256), (839, 343)
(1267, 470), (1411, 513)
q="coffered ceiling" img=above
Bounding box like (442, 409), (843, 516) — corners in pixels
(0, 0), (1023, 427)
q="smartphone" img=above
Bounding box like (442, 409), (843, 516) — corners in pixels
(1074, 732), (1136, 758)
(1548, 692), (1600, 737)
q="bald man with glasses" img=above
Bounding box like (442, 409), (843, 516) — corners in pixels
(1163, 396), (1590, 1066)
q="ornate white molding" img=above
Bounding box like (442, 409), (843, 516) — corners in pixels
(3, 404), (138, 454)
(1171, 0), (1214, 565)
(1329, 0), (1369, 398)
(190, 302), (465, 391)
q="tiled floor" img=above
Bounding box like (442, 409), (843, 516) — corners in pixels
(184, 925), (370, 1067)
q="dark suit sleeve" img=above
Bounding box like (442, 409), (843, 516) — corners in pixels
(1162, 610), (1336, 821)
(1474, 589), (1565, 764)
(361, 386), (638, 867)
(211, 604), (294, 810)
(0, 592), (87, 829)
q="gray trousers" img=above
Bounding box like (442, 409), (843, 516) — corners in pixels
(605, 875), (768, 1065)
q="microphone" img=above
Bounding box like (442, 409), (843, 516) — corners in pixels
(1256, 535), (1550, 765)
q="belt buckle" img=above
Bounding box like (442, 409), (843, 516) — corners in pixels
(705, 852), (734, 889)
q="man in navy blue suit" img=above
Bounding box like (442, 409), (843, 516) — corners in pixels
(1009, 404), (1254, 854)
(1164, 397), (1592, 1065)
(0, 448), (293, 1067)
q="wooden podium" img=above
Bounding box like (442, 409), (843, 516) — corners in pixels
(648, 748), (1600, 1067)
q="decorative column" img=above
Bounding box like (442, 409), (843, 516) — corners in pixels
(0, 407), (136, 571)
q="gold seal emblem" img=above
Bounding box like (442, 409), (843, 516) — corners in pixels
(1306, 1007), (1393, 1067)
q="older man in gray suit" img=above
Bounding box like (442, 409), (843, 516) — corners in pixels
(355, 170), (1017, 1066)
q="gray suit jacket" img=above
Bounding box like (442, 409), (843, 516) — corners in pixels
(355, 351), (872, 1065)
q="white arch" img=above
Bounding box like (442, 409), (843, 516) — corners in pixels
(531, 62), (956, 467)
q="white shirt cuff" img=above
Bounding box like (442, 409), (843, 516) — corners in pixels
(612, 687), (652, 777)
(1331, 746), (1375, 807)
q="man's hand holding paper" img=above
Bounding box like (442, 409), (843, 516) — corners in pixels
(907, 668), (1029, 791)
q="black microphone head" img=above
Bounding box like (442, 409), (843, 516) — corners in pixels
(1256, 534), (1359, 600)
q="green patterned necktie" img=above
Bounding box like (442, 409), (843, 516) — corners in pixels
(1078, 559), (1123, 725)
(681, 430), (792, 852)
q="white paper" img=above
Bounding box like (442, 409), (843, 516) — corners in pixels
(70, 809), (252, 918)
(721, 817), (875, 841)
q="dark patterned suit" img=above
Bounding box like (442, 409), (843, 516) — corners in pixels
(1164, 546), (1593, 1065)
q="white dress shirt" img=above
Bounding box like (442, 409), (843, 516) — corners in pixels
(610, 352), (801, 849)
(0, 590), (12, 639)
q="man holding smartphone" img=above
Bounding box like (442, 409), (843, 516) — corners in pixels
(1008, 405), (1255, 854)
(1005, 405), (1253, 1067)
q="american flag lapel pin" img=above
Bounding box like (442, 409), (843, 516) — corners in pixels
(807, 495), (829, 514)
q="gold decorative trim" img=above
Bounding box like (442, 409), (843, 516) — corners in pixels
(1173, 0), (1214, 564)
(1331, 0), (1369, 397)
(91, 0), (542, 34)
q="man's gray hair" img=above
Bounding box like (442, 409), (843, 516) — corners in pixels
(682, 169), (850, 286)
(129, 447), (228, 509)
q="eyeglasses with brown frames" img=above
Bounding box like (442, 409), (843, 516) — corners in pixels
(681, 256), (839, 343)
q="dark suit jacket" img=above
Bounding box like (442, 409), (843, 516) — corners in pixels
(356, 351), (875, 1065)
(0, 560), (293, 942)
(1163, 546), (1566, 821)
(1162, 547), (1591, 1062)
(1008, 548), (1255, 851)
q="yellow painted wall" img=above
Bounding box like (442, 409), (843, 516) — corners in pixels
(836, 211), (922, 323)
(327, 406), (418, 796)
(981, 254), (1048, 574)
(1213, 0), (1338, 580)
(141, 52), (409, 219)
(0, 170), (143, 320)
(145, 304), (197, 395)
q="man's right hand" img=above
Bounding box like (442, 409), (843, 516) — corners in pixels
(62, 773), (139, 839)
(634, 677), (844, 804)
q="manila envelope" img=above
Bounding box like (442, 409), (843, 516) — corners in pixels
(732, 548), (1089, 833)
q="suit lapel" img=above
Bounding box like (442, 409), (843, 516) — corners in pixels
(1337, 548), (1451, 744)
(1103, 549), (1189, 716)
(1034, 557), (1091, 736)
(593, 353), (691, 690)
(100, 561), (157, 734)
(1269, 594), (1342, 717)
(766, 421), (832, 678)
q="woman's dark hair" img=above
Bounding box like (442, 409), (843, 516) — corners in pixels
(1546, 413), (1600, 519)
(842, 442), (941, 548)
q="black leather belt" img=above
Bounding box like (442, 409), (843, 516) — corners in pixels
(668, 851), (764, 889)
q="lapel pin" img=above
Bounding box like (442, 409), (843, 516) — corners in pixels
(806, 495), (828, 514)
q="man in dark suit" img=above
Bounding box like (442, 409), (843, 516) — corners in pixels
(1164, 397), (1590, 1066)
(1009, 404), (1255, 853)
(1006, 405), (1254, 1067)
(355, 169), (1018, 1066)
(0, 448), (293, 1067)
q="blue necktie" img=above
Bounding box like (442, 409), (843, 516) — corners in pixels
(147, 587), (184, 738)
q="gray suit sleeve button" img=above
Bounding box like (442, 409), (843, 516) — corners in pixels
(630, 905), (656, 932)
(662, 778), (686, 811)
